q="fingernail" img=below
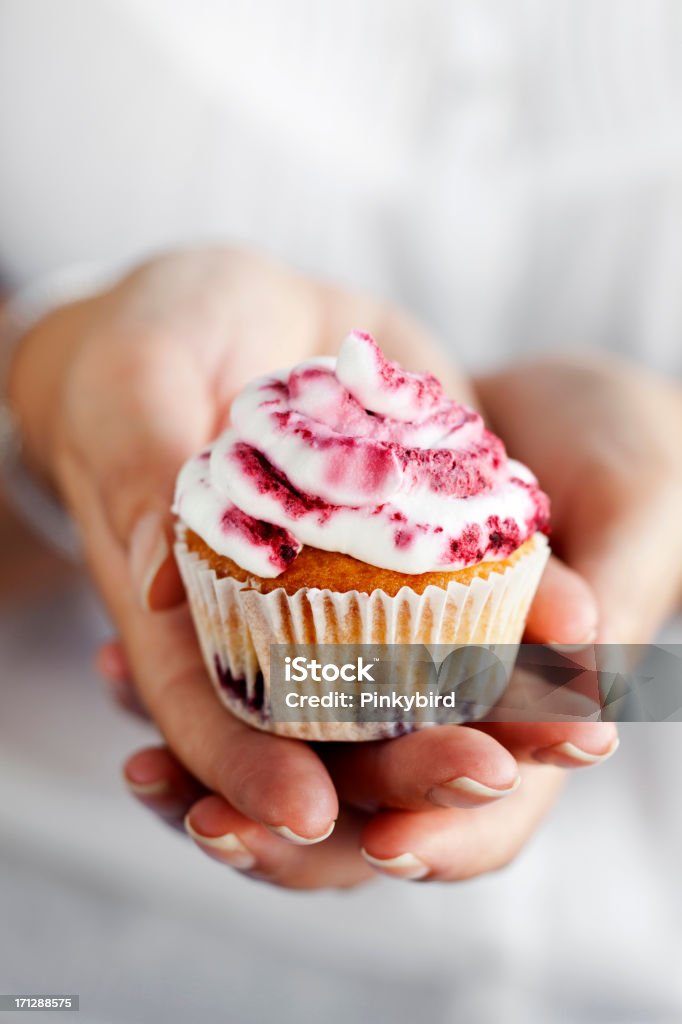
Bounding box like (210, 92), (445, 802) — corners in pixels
(129, 512), (169, 611)
(429, 774), (520, 808)
(125, 777), (171, 798)
(125, 777), (190, 819)
(361, 849), (429, 880)
(185, 815), (257, 870)
(534, 736), (620, 767)
(268, 821), (335, 845)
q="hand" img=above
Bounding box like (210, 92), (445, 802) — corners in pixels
(476, 352), (682, 643)
(96, 619), (616, 890)
(10, 248), (617, 889)
(102, 635), (613, 888)
(121, 742), (570, 887)
(103, 640), (616, 887)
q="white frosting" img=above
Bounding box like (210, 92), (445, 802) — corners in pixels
(174, 332), (549, 577)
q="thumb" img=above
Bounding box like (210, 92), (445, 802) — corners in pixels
(109, 418), (210, 612)
(568, 495), (682, 644)
(524, 554), (599, 646)
(128, 507), (185, 612)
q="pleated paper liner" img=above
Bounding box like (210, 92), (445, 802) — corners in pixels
(175, 529), (549, 740)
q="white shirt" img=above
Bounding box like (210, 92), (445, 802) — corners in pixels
(1, 2), (681, 1021)
(2, 0), (682, 373)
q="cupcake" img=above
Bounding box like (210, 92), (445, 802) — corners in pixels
(173, 331), (550, 740)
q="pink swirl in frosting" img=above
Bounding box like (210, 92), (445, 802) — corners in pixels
(174, 331), (550, 577)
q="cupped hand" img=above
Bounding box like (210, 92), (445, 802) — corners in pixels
(10, 248), (617, 889)
(96, 624), (617, 890)
(476, 353), (682, 644)
(121, 742), (569, 888)
(113, 696), (615, 888)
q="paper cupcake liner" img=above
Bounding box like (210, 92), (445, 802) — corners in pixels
(175, 530), (549, 741)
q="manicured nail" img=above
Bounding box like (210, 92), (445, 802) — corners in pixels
(129, 512), (169, 611)
(361, 850), (429, 880)
(185, 815), (257, 870)
(429, 774), (520, 808)
(269, 821), (335, 845)
(534, 736), (620, 767)
(125, 777), (171, 798)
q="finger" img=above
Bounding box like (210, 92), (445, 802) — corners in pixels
(144, 626), (339, 842)
(524, 555), (598, 645)
(106, 634), (337, 843)
(123, 745), (206, 827)
(65, 462), (340, 844)
(95, 640), (130, 683)
(128, 509), (186, 611)
(185, 797), (372, 890)
(95, 640), (150, 719)
(360, 762), (564, 881)
(322, 726), (520, 812)
(105, 678), (150, 719)
(475, 721), (619, 768)
(569, 497), (682, 643)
